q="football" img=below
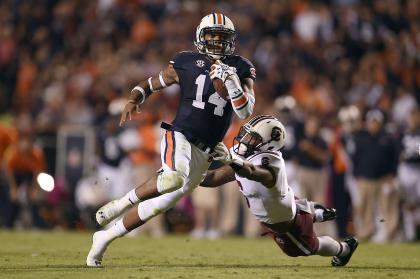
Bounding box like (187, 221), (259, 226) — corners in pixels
(212, 78), (229, 100)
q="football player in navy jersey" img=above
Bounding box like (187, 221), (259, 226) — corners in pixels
(87, 13), (256, 267)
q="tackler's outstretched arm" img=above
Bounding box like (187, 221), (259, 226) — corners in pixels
(210, 143), (276, 188)
(200, 164), (236, 188)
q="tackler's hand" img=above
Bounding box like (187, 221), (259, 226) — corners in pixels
(211, 142), (233, 165)
(210, 60), (236, 83)
(120, 100), (140, 126)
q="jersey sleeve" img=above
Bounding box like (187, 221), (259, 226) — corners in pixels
(169, 51), (189, 70)
(254, 152), (283, 170)
(236, 57), (256, 81)
(249, 151), (287, 193)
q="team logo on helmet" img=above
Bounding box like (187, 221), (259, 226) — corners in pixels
(233, 115), (287, 157)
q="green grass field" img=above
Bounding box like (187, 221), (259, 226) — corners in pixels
(0, 230), (419, 279)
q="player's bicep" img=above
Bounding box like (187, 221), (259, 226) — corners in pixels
(247, 164), (276, 188)
(162, 63), (179, 84)
(148, 64), (179, 92)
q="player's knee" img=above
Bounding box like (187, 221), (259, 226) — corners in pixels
(156, 170), (186, 194)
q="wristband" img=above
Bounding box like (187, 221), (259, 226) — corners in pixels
(131, 86), (146, 104)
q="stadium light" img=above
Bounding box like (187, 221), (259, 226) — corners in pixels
(37, 172), (55, 192)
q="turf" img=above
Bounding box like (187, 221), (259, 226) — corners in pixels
(0, 230), (419, 279)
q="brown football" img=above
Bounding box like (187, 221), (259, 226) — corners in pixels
(212, 78), (229, 100)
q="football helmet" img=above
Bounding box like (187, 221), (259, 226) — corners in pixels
(233, 115), (287, 158)
(195, 13), (236, 59)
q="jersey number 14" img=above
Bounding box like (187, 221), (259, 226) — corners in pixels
(192, 74), (227, 116)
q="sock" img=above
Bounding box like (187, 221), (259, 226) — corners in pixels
(138, 188), (184, 222)
(119, 189), (140, 209)
(104, 219), (128, 242)
(337, 241), (350, 257)
(316, 236), (349, 257)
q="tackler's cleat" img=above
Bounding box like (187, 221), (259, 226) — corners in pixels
(331, 237), (359, 267)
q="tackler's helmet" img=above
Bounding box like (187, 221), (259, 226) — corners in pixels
(233, 115), (286, 158)
(195, 13), (236, 59)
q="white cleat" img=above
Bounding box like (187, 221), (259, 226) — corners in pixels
(86, 231), (109, 267)
(96, 200), (125, 227)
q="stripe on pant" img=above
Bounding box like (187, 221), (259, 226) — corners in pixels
(285, 232), (311, 255)
(164, 131), (176, 170)
(171, 130), (176, 170)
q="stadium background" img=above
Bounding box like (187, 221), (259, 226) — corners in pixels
(0, 0), (419, 244)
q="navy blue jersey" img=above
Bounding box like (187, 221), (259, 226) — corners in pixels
(170, 51), (255, 148)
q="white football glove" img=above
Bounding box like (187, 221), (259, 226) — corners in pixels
(210, 60), (237, 83)
(211, 142), (245, 168)
(211, 142), (233, 165)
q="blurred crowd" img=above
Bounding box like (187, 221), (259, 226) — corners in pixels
(0, 0), (419, 242)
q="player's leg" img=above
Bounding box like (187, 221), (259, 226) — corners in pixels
(87, 173), (207, 267)
(316, 236), (348, 256)
(294, 199), (357, 265)
(318, 236), (358, 267)
(264, 211), (320, 257)
(295, 211), (357, 267)
(87, 135), (211, 267)
(134, 143), (211, 224)
(95, 130), (191, 226)
(265, 211), (358, 266)
(86, 188), (188, 267)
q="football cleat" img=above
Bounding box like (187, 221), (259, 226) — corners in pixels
(314, 204), (337, 222)
(331, 237), (359, 267)
(86, 231), (109, 267)
(96, 200), (125, 227)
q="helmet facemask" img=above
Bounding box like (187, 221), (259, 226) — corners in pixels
(196, 27), (235, 59)
(233, 124), (263, 158)
(233, 122), (286, 158)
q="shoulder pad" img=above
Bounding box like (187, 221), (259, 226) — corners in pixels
(169, 51), (197, 67)
(236, 56), (256, 80)
(247, 151), (283, 165)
